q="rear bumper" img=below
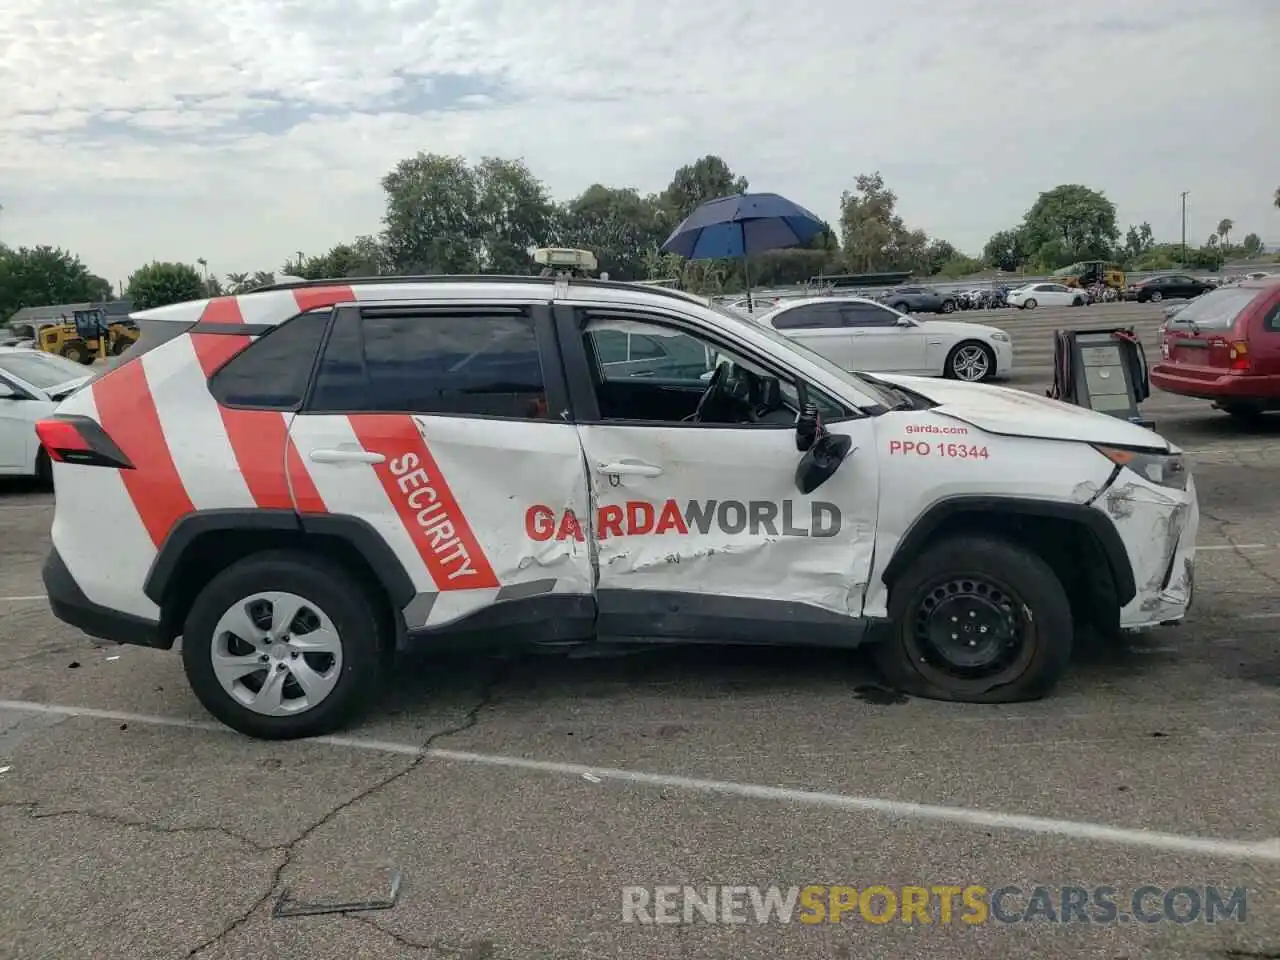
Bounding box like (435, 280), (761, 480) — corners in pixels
(43, 548), (169, 648)
(1150, 366), (1278, 401)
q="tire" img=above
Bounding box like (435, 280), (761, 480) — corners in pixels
(181, 550), (389, 739)
(1222, 404), (1266, 424)
(892, 302), (910, 313)
(1072, 297), (1085, 307)
(872, 536), (1073, 703)
(944, 340), (996, 382)
(940, 299), (956, 314)
(1022, 298), (1037, 310)
(62, 343), (87, 364)
(35, 448), (52, 488)
(1150, 291), (1163, 302)
(109, 336), (131, 356)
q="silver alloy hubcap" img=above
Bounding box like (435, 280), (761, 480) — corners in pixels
(953, 345), (990, 381)
(210, 591), (343, 716)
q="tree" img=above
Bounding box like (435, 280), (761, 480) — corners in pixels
(0, 245), (112, 321)
(381, 153), (481, 274)
(1274, 186), (1280, 210)
(660, 156), (748, 225)
(983, 228), (1030, 272)
(125, 262), (204, 310)
(473, 157), (557, 273)
(283, 236), (388, 280)
(1216, 218), (1234, 247)
(1241, 232), (1264, 257)
(1122, 222), (1155, 261)
(225, 272), (252, 294)
(1020, 184), (1119, 267)
(557, 185), (667, 281)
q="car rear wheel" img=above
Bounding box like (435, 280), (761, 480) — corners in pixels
(940, 299), (956, 314)
(892, 302), (909, 313)
(945, 341), (995, 382)
(1150, 291), (1163, 302)
(1072, 296), (1085, 307)
(873, 536), (1073, 703)
(1021, 298), (1037, 310)
(1222, 404), (1266, 423)
(181, 551), (388, 739)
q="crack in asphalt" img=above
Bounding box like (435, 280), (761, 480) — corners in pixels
(0, 801), (277, 852)
(347, 914), (497, 958)
(179, 656), (514, 958)
(1201, 508), (1280, 592)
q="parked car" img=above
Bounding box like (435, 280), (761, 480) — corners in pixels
(0, 347), (94, 481)
(37, 273), (1194, 738)
(878, 285), (958, 315)
(1007, 283), (1088, 310)
(1128, 275), (1215, 302)
(754, 296), (1012, 382)
(1151, 279), (1280, 420)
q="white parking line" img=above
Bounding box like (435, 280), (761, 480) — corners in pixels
(0, 595), (46, 603)
(0, 698), (1277, 863)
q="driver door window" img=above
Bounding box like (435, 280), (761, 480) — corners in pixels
(581, 315), (844, 426)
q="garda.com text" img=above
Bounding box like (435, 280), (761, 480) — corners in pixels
(621, 884), (1247, 926)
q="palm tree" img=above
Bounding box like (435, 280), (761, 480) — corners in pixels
(1217, 218), (1234, 247)
(225, 272), (250, 294)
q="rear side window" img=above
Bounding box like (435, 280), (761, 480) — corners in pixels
(1264, 302), (1280, 333)
(773, 304), (841, 329)
(209, 310), (331, 409)
(308, 307), (548, 419)
(1167, 287), (1263, 331)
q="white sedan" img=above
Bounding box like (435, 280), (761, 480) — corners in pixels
(1007, 282), (1089, 309)
(0, 348), (93, 481)
(751, 296), (1013, 382)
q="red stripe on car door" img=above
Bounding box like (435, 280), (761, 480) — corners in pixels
(92, 362), (194, 547)
(347, 414), (499, 590)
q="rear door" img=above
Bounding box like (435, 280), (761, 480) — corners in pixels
(286, 301), (594, 635)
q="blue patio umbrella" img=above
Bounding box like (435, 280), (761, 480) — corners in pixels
(660, 192), (826, 308)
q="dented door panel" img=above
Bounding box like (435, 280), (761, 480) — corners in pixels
(570, 421), (880, 618)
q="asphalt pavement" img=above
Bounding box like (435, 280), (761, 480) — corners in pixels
(1, 301), (1277, 960)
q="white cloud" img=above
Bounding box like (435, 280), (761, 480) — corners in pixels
(1, 0), (1277, 282)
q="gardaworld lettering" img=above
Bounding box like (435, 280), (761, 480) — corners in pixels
(389, 453), (478, 580)
(525, 499), (842, 542)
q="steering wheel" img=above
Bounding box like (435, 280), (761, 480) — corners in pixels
(688, 363), (730, 423)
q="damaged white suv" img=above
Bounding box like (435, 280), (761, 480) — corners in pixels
(40, 270), (1197, 738)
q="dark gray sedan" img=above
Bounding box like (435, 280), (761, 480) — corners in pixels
(878, 285), (958, 315)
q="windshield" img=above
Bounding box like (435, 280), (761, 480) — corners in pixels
(708, 304), (900, 408)
(0, 351), (90, 390)
(1166, 287), (1261, 331)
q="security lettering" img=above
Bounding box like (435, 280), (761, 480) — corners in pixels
(888, 440), (989, 459)
(389, 453), (483, 581)
(526, 499), (841, 541)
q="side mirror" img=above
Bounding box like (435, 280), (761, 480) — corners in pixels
(895, 316), (914, 326)
(796, 433), (853, 494)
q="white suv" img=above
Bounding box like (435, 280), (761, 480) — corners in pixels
(38, 274), (1198, 739)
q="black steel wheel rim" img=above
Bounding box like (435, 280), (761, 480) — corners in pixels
(905, 575), (1034, 686)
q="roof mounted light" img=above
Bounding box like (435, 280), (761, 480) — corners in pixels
(533, 248), (598, 272)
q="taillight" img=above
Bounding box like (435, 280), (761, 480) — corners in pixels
(35, 415), (134, 469)
(1228, 340), (1250, 372)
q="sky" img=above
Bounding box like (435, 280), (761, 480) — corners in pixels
(1, 0), (1278, 285)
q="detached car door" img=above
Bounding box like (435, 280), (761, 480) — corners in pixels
(554, 303), (880, 644)
(286, 301), (594, 636)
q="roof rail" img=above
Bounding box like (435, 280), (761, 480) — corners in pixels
(252, 273), (707, 306)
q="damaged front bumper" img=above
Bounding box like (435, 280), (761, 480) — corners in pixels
(1095, 470), (1198, 630)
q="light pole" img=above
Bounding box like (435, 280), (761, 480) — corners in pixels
(1180, 191), (1189, 263)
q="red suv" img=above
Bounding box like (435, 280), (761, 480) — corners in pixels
(1151, 279), (1280, 421)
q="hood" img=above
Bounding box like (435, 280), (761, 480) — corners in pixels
(874, 373), (1173, 450)
(913, 319), (1007, 339)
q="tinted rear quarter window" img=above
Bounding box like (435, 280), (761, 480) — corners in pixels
(773, 305), (840, 329)
(309, 308), (548, 419)
(210, 310), (331, 408)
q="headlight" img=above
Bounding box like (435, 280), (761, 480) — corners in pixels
(989, 332), (1010, 342)
(1093, 445), (1189, 490)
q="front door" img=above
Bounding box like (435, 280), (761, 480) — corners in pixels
(555, 305), (880, 644)
(288, 301), (594, 635)
(0, 375), (35, 470)
(838, 301), (925, 373)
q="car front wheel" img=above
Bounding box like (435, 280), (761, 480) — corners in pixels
(940, 299), (956, 314)
(1150, 291), (1163, 302)
(181, 551), (388, 739)
(1021, 298), (1037, 310)
(873, 536), (1073, 703)
(945, 341), (995, 382)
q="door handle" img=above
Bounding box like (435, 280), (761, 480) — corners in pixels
(597, 461), (663, 478)
(310, 448), (386, 464)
